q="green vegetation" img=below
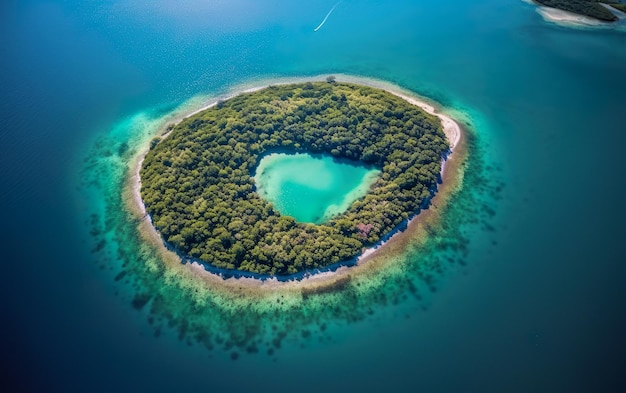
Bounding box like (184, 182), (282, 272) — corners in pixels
(535, 0), (620, 21)
(140, 82), (449, 275)
(609, 3), (626, 13)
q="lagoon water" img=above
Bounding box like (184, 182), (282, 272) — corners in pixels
(254, 153), (380, 223)
(1, 0), (625, 392)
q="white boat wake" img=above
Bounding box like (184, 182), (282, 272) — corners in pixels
(314, 1), (342, 32)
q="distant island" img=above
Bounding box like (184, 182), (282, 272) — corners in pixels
(140, 81), (451, 276)
(534, 0), (626, 22)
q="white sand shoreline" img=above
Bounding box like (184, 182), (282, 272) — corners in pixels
(537, 7), (608, 27)
(126, 74), (466, 290)
(527, 1), (625, 28)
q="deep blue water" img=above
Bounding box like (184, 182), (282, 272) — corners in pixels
(1, 0), (625, 392)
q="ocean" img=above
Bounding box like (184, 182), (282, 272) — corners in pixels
(1, 0), (625, 392)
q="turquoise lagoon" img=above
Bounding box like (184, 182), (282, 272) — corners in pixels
(254, 153), (380, 224)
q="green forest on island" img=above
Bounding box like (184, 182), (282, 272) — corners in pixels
(140, 82), (449, 275)
(535, 0), (625, 21)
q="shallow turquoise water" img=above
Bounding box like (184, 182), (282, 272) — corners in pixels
(1, 0), (625, 392)
(254, 153), (380, 223)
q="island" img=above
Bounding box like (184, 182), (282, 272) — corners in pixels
(533, 0), (625, 22)
(140, 81), (450, 276)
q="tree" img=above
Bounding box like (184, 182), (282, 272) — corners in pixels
(140, 81), (450, 275)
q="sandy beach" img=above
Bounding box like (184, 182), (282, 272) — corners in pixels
(535, 5), (611, 27)
(124, 75), (467, 294)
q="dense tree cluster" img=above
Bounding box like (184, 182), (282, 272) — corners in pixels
(535, 0), (620, 21)
(140, 82), (449, 275)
